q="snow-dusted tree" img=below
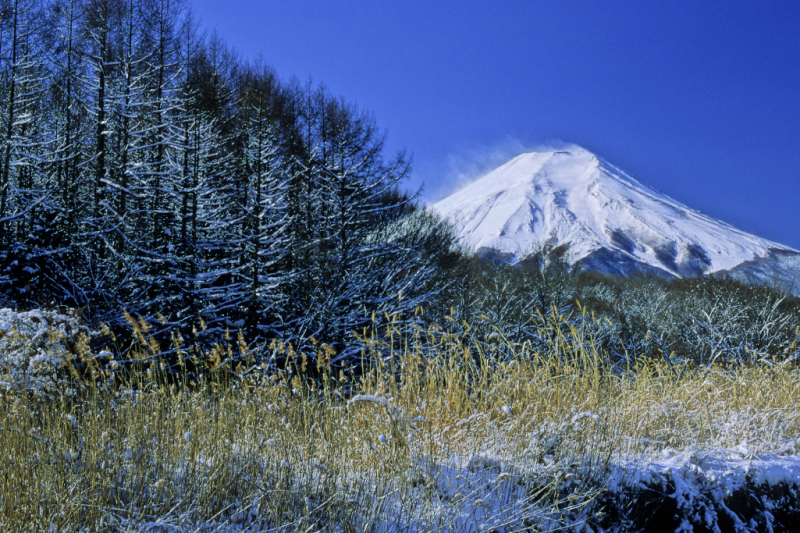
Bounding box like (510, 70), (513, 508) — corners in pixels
(0, 0), (61, 304)
(0, 4), (454, 361)
(277, 85), (450, 361)
(310, 98), (410, 348)
(81, 0), (114, 225)
(139, 0), (185, 248)
(0, 0), (45, 234)
(46, 0), (90, 241)
(353, 206), (456, 329)
(277, 82), (333, 344)
(45, 0), (126, 319)
(96, 0), (187, 320)
(156, 30), (240, 333)
(230, 63), (292, 339)
(100, 0), (155, 292)
(31, 0), (114, 311)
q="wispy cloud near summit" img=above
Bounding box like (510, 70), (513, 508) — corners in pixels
(425, 138), (580, 204)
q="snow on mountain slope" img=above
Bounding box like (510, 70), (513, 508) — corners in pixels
(432, 147), (799, 278)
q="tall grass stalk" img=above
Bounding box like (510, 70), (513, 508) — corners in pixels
(1, 311), (799, 531)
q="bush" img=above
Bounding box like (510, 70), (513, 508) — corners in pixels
(0, 308), (102, 399)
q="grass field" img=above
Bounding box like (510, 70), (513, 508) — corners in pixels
(1, 310), (799, 531)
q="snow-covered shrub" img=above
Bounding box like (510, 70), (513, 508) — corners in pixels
(573, 275), (800, 367)
(0, 308), (99, 399)
(678, 284), (800, 365)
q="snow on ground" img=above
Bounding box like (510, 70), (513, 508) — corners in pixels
(87, 395), (800, 533)
(106, 443), (800, 532)
(345, 443), (800, 532)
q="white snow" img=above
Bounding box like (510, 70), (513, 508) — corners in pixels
(0, 308), (98, 398)
(103, 443), (800, 532)
(432, 147), (798, 276)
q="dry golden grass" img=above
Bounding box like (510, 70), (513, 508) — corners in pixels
(1, 310), (799, 531)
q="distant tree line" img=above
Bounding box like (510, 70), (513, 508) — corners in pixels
(0, 0), (456, 362)
(436, 245), (800, 369)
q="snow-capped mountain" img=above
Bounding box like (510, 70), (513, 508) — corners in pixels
(432, 147), (800, 284)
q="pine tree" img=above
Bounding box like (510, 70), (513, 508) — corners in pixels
(0, 0), (43, 238)
(0, 3), (454, 359)
(0, 0), (58, 305)
(233, 62), (291, 340)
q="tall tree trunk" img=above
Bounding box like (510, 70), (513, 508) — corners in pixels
(93, 0), (108, 222)
(0, 0), (20, 241)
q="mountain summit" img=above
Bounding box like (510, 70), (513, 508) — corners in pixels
(432, 147), (800, 281)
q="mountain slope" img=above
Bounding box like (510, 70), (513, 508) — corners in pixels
(432, 147), (800, 282)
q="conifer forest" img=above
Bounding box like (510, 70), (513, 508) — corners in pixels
(0, 0), (455, 362)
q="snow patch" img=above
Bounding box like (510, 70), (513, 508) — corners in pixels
(0, 308), (100, 398)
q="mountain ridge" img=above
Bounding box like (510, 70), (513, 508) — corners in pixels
(431, 147), (800, 290)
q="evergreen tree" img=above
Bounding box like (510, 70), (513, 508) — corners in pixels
(0, 0), (56, 305)
(0, 2), (454, 363)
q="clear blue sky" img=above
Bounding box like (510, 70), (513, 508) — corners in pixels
(189, 0), (800, 250)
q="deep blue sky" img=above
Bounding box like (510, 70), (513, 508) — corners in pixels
(189, 0), (800, 250)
